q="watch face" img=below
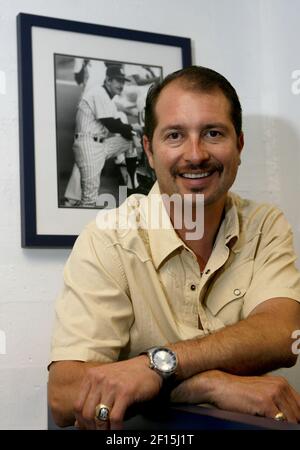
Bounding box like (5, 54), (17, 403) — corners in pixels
(152, 348), (177, 373)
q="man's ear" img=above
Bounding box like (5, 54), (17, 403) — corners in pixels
(237, 132), (244, 153)
(142, 135), (154, 169)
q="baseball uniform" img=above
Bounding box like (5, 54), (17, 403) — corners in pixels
(72, 85), (131, 207)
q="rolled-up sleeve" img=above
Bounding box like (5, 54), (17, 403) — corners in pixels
(50, 224), (134, 364)
(242, 208), (300, 317)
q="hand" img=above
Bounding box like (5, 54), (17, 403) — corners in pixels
(73, 356), (162, 430)
(171, 370), (300, 423)
(117, 104), (139, 117)
(212, 372), (300, 423)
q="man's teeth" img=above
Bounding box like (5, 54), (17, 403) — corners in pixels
(181, 172), (211, 179)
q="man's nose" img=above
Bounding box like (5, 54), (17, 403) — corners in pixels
(183, 138), (210, 164)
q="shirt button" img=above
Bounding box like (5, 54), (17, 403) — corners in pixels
(205, 269), (210, 274)
(234, 288), (241, 296)
(190, 284), (196, 291)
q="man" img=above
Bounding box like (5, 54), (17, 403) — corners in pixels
(69, 65), (141, 207)
(49, 66), (300, 429)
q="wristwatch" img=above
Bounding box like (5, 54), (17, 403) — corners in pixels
(143, 346), (178, 379)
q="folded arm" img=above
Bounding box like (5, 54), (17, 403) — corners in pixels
(48, 356), (162, 429)
(170, 369), (300, 423)
(170, 297), (300, 381)
(168, 297), (300, 423)
(49, 297), (300, 428)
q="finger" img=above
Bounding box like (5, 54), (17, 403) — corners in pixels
(108, 394), (130, 430)
(274, 399), (297, 424)
(74, 379), (96, 429)
(290, 386), (300, 421)
(75, 410), (97, 429)
(94, 401), (113, 431)
(280, 386), (300, 423)
(74, 411), (95, 429)
(263, 402), (281, 421)
(264, 397), (297, 423)
(82, 380), (106, 422)
(273, 382), (299, 424)
(75, 377), (92, 411)
(94, 392), (116, 430)
(262, 378), (299, 424)
(95, 416), (110, 431)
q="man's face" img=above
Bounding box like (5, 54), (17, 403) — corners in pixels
(106, 77), (125, 96)
(143, 81), (244, 207)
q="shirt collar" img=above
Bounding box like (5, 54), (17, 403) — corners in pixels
(146, 183), (241, 269)
(146, 183), (185, 269)
(222, 192), (240, 248)
(103, 83), (114, 99)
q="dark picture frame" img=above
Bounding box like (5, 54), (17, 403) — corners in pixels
(17, 13), (192, 248)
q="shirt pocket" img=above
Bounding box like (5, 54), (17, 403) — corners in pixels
(204, 260), (254, 326)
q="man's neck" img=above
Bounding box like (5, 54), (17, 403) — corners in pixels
(175, 197), (226, 272)
(103, 82), (114, 99)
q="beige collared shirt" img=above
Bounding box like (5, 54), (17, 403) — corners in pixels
(50, 183), (300, 364)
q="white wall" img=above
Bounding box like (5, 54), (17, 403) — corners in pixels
(0, 0), (300, 429)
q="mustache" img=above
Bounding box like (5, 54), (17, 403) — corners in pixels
(172, 161), (224, 176)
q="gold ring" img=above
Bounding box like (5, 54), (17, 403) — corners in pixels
(274, 411), (287, 421)
(95, 403), (110, 421)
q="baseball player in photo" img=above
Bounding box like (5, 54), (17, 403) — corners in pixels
(70, 65), (142, 207)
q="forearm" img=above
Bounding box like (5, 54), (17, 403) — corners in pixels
(170, 370), (219, 404)
(170, 307), (298, 381)
(48, 360), (103, 427)
(170, 370), (300, 423)
(100, 117), (133, 140)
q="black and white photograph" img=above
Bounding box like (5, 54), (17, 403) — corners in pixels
(17, 13), (192, 246)
(55, 55), (162, 209)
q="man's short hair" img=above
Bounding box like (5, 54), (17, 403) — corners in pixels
(144, 65), (242, 141)
(105, 65), (130, 82)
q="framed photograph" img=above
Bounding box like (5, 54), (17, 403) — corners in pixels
(17, 13), (192, 247)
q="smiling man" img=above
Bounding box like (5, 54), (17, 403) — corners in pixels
(48, 66), (300, 429)
(143, 77), (243, 204)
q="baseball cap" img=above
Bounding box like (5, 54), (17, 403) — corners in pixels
(106, 66), (130, 82)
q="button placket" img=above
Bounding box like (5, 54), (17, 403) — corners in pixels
(183, 250), (203, 327)
(183, 280), (199, 327)
(198, 306), (209, 333)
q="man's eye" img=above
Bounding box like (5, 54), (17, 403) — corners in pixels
(206, 130), (221, 138)
(167, 132), (181, 140)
